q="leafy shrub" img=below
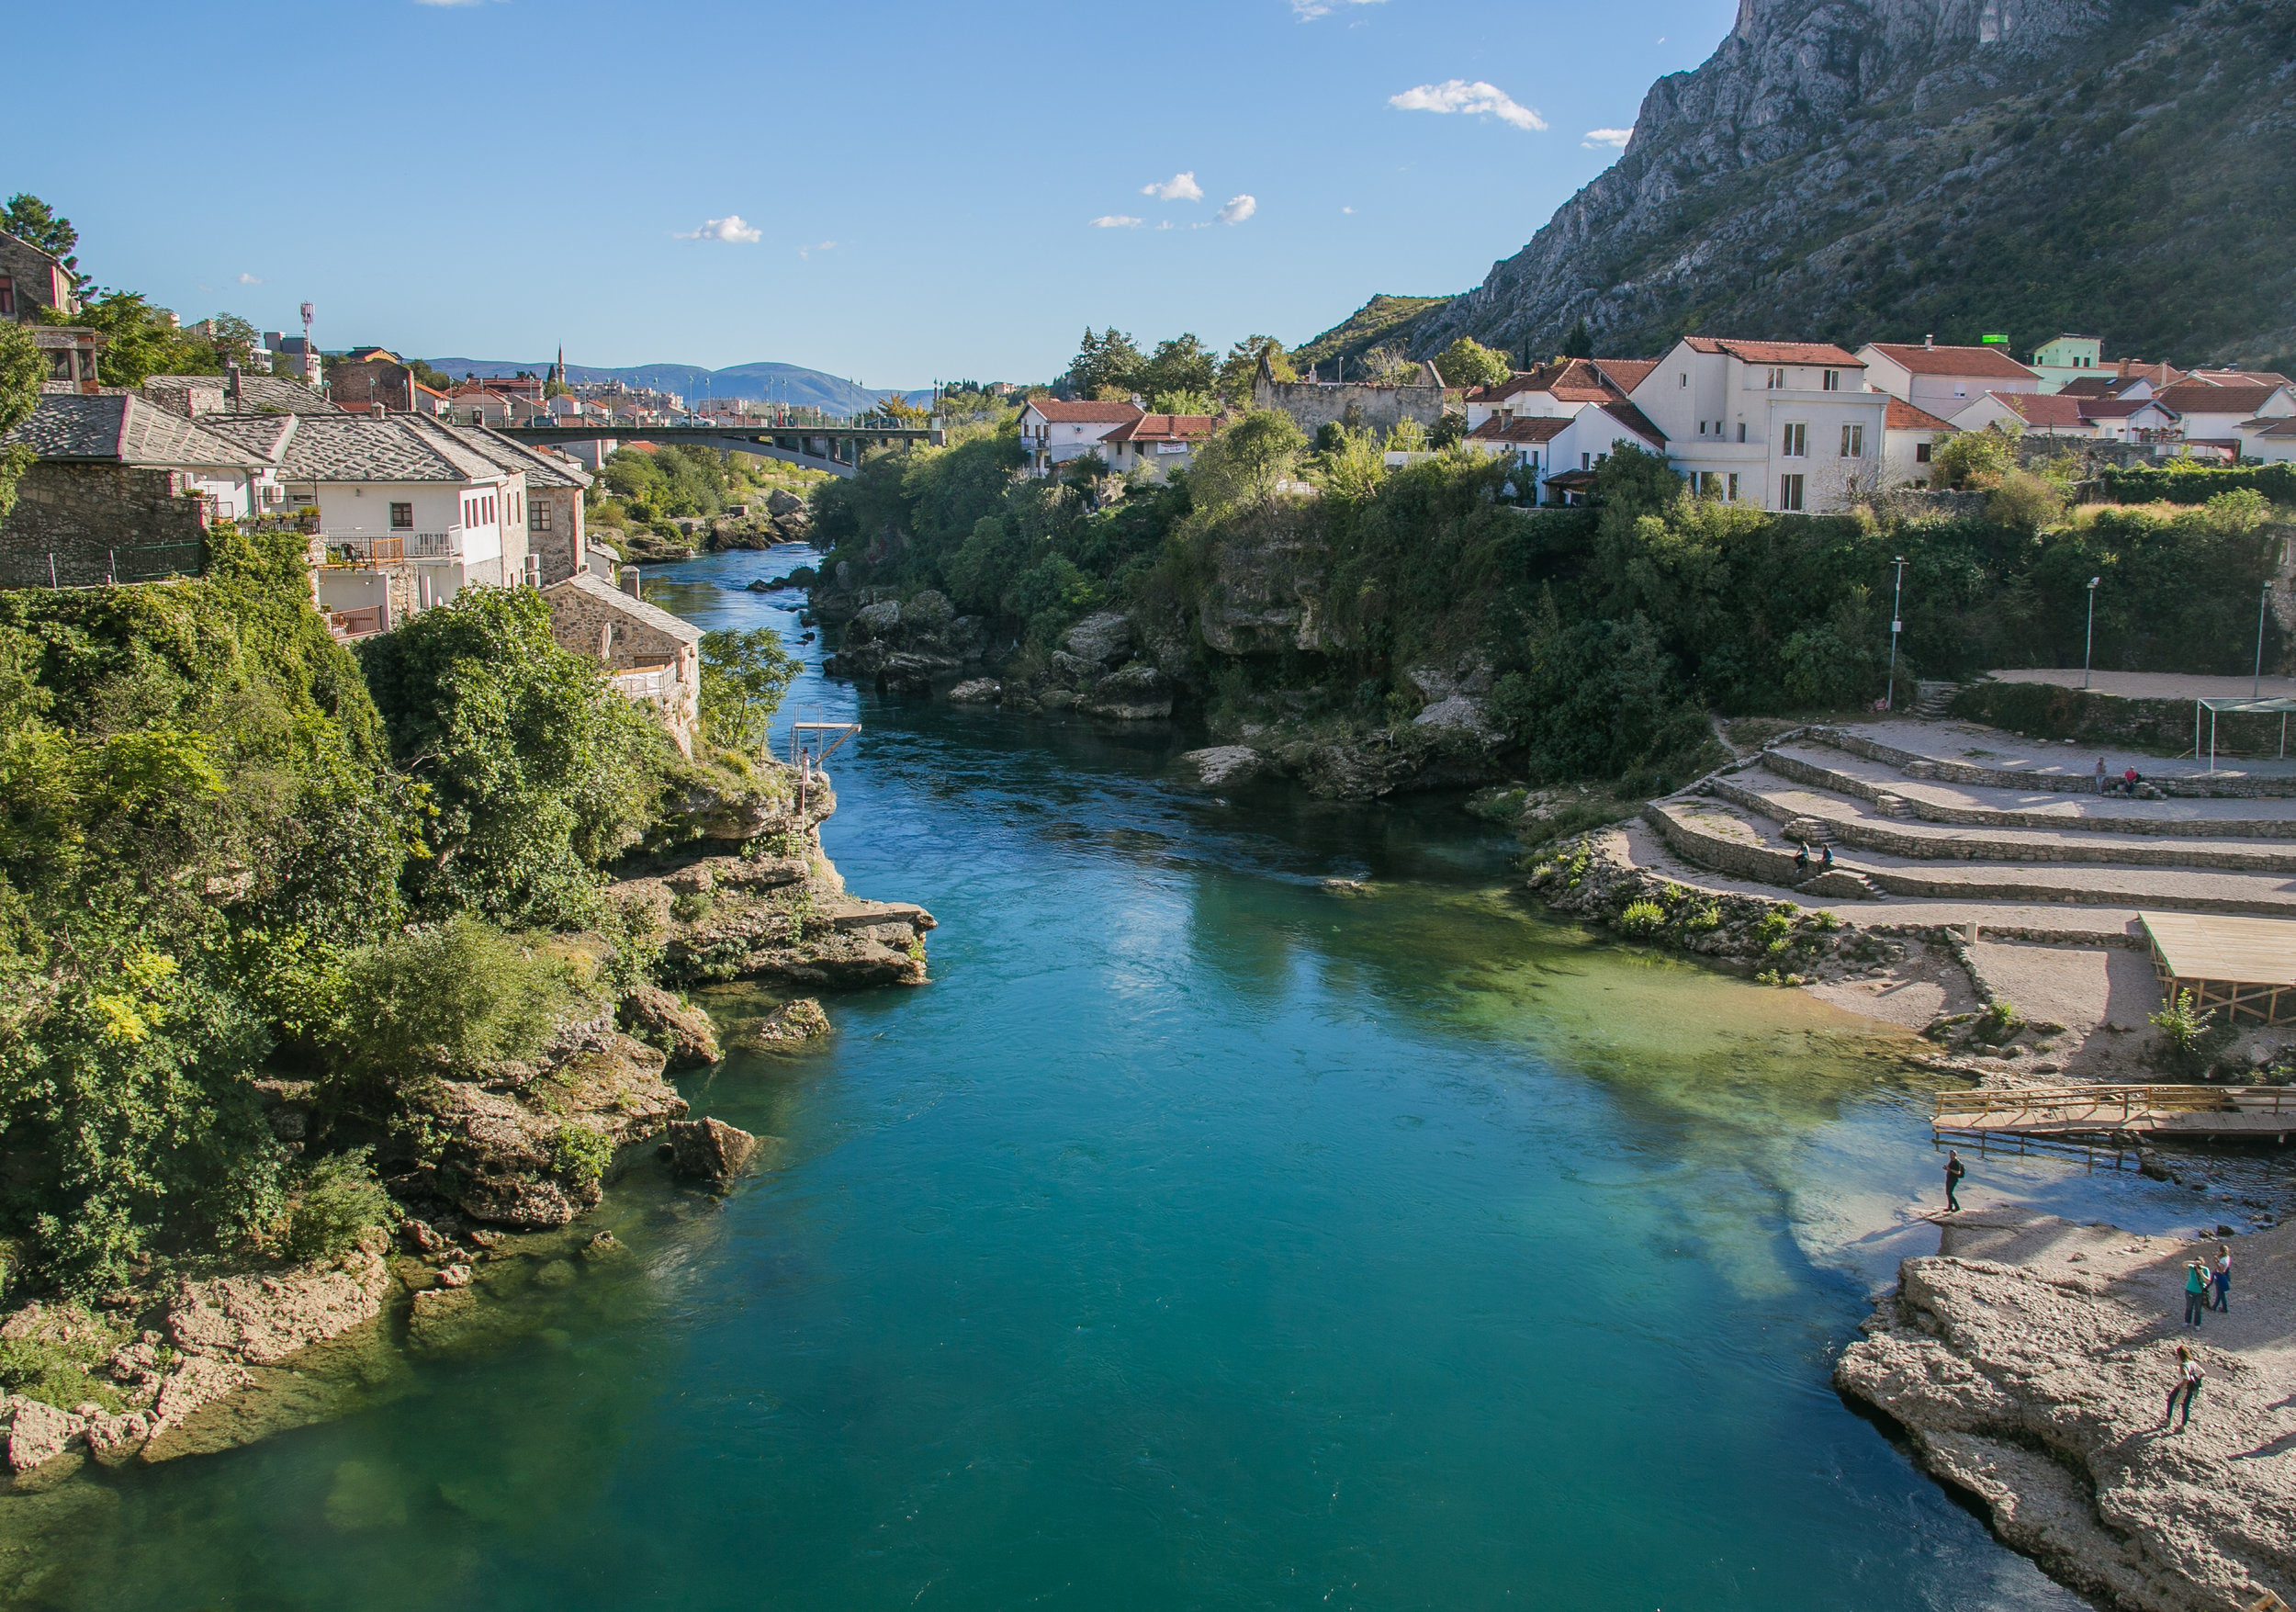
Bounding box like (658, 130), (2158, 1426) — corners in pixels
(1616, 899), (1668, 938)
(698, 627), (799, 754)
(2149, 989), (2223, 1076)
(281, 1148), (393, 1263)
(548, 1122), (615, 1185)
(0, 1338), (125, 1414)
(1683, 902), (1721, 932)
(2100, 462), (2296, 506)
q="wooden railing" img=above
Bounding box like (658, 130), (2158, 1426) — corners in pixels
(1934, 1084), (2292, 1117)
(320, 532), (458, 565)
(326, 606), (387, 640)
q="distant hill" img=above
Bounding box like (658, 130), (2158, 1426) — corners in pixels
(1412, 0), (2296, 372)
(1291, 295), (1457, 371)
(424, 357), (930, 412)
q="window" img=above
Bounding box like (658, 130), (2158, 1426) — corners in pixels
(1728, 472), (1739, 502)
(1678, 373), (1688, 389)
(0, 276), (12, 317)
(1915, 442), (1933, 464)
(389, 502), (413, 530)
(1581, 452), (1591, 470)
(1780, 473), (1805, 512)
(1766, 366), (1786, 389)
(1736, 422), (1747, 443)
(1782, 422), (1806, 457)
(530, 501), (551, 531)
(1822, 369), (1840, 391)
(1840, 423), (1864, 457)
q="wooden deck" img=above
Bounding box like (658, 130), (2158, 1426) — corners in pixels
(2142, 910), (2296, 1025)
(1933, 1083), (2296, 1149)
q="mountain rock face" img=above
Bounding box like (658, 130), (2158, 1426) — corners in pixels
(1415, 0), (2296, 368)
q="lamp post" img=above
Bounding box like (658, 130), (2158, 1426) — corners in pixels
(2083, 575), (2100, 689)
(2257, 582), (2273, 698)
(1885, 555), (1908, 711)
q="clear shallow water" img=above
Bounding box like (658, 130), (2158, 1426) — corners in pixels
(8, 548), (2216, 1609)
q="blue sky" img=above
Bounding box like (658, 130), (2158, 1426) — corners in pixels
(6, 0), (1735, 386)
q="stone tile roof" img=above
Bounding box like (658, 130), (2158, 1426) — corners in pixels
(197, 414), (300, 462)
(1863, 343), (2038, 379)
(261, 414), (510, 482)
(545, 572), (704, 645)
(142, 373), (340, 416)
(3, 393), (264, 467)
(464, 426), (595, 489)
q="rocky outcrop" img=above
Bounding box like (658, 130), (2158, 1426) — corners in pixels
(1837, 1212), (2296, 1612)
(1413, 0), (2295, 369)
(822, 589), (989, 693)
(619, 983), (722, 1068)
(1175, 746), (1268, 789)
(665, 1117), (760, 1184)
(734, 997), (832, 1049)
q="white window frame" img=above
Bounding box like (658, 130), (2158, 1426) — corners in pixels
(1780, 473), (1805, 512)
(1840, 423), (1864, 457)
(1782, 422), (1807, 457)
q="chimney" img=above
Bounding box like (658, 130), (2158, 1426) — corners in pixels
(1924, 334), (1934, 349)
(620, 565), (641, 600)
(226, 362), (242, 409)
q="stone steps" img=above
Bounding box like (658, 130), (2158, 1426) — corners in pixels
(1910, 680), (1961, 719)
(1714, 773), (2296, 872)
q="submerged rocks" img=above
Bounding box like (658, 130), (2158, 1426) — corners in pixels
(735, 998), (832, 1049)
(665, 1118), (760, 1184)
(1175, 746), (1267, 789)
(167, 1241), (391, 1368)
(1083, 662), (1172, 721)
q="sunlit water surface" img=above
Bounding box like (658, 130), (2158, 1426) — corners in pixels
(4, 547), (2216, 1610)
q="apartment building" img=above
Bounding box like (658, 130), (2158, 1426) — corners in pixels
(1627, 339), (1887, 512)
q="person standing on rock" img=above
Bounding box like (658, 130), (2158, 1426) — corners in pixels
(2212, 1243), (2233, 1313)
(2164, 1345), (2203, 1430)
(1943, 1150), (1966, 1213)
(2184, 1257), (2212, 1327)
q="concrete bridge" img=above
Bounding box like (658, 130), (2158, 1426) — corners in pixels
(501, 419), (941, 479)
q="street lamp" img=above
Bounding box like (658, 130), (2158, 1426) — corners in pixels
(2257, 582), (2273, 698)
(1885, 556), (1908, 711)
(2083, 576), (2100, 689)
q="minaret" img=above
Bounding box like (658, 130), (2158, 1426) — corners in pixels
(551, 345), (565, 387)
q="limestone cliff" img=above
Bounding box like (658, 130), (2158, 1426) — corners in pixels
(1414, 0), (2296, 367)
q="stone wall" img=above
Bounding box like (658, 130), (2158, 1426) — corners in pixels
(0, 463), (207, 586)
(543, 578), (698, 752)
(529, 487), (584, 584)
(1252, 375), (1449, 437)
(330, 360), (414, 413)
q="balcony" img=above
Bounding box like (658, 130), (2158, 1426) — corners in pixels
(318, 531), (459, 565)
(326, 605), (388, 641)
(609, 662), (677, 701)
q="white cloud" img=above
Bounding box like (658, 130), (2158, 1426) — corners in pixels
(1141, 172), (1204, 202)
(1389, 79), (1548, 131)
(1216, 194), (1257, 226)
(1582, 127), (1635, 150)
(677, 215), (762, 243)
(797, 240), (838, 259)
(1291, 0), (1383, 17)
(1090, 215), (1144, 229)
(236, 272), (263, 285)
(1343, 206), (1355, 214)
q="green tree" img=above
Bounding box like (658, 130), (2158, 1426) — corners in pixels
(1559, 317), (1594, 359)
(1931, 427), (2017, 490)
(200, 313), (264, 369)
(698, 627), (801, 753)
(1064, 328), (1144, 398)
(0, 322), (40, 521)
(1149, 389), (1217, 417)
(51, 288), (220, 386)
(1187, 410), (1308, 517)
(1136, 334), (1218, 401)
(1434, 337), (1511, 389)
(1215, 334), (1294, 404)
(355, 589), (670, 924)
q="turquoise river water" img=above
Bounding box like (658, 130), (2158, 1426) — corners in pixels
(2, 547), (2217, 1610)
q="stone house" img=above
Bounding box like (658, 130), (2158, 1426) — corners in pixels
(543, 572), (703, 755)
(31, 328), (106, 394)
(329, 353), (416, 414)
(465, 426), (593, 584)
(0, 393), (275, 586)
(0, 230), (77, 323)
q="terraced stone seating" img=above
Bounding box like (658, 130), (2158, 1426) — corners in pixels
(1646, 723), (2296, 916)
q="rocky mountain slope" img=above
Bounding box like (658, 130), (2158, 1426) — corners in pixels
(1414, 0), (2296, 369)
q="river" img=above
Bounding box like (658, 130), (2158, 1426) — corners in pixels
(3, 547), (2216, 1609)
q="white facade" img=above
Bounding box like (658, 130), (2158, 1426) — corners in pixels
(1880, 400), (1955, 488)
(1016, 400), (1142, 477)
(1628, 339), (1888, 513)
(303, 472), (525, 606)
(1854, 343), (2041, 419)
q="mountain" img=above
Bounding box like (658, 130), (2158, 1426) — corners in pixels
(1413, 0), (2296, 372)
(1291, 295), (1458, 370)
(423, 357), (929, 412)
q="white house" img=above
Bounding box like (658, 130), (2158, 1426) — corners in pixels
(1458, 358), (1657, 432)
(1016, 399), (1142, 477)
(2072, 397), (2181, 444)
(1462, 413), (1572, 491)
(1854, 341), (2041, 418)
(1626, 338), (1888, 513)
(2155, 382), (2293, 458)
(1882, 398), (1956, 487)
(1949, 391), (2096, 438)
(2237, 419), (2296, 464)
(1098, 412), (1216, 479)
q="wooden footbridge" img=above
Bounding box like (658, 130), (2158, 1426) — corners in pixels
(1933, 1084), (2296, 1160)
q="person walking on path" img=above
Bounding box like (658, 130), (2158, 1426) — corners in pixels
(2164, 1345), (2204, 1431)
(2212, 1243), (2232, 1313)
(2095, 759), (2108, 795)
(2184, 1257), (2212, 1326)
(1943, 1150), (1966, 1213)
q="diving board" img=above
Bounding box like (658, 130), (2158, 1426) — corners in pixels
(2142, 910), (2296, 1025)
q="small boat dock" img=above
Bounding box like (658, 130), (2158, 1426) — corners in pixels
(1933, 1083), (2296, 1159)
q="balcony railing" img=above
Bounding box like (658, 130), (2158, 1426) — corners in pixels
(327, 606), (388, 641)
(609, 662), (675, 701)
(319, 532), (459, 565)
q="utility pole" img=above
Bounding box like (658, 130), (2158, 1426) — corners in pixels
(2084, 575), (2100, 689)
(2257, 582), (2272, 698)
(1885, 555), (1908, 711)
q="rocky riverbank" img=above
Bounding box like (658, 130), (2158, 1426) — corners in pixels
(1837, 1210), (2296, 1612)
(0, 753), (924, 1488)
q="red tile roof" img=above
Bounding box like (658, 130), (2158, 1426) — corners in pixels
(1683, 337), (1863, 366)
(2074, 398), (2172, 420)
(1885, 398), (1956, 432)
(2189, 369), (2293, 389)
(2056, 377), (2120, 398)
(2158, 382), (2287, 415)
(1595, 400), (1667, 445)
(1593, 358), (1660, 393)
(1862, 342), (2039, 380)
(1467, 414), (1573, 444)
(1026, 399), (1144, 423)
(1988, 392), (2088, 429)
(1101, 413), (1218, 443)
